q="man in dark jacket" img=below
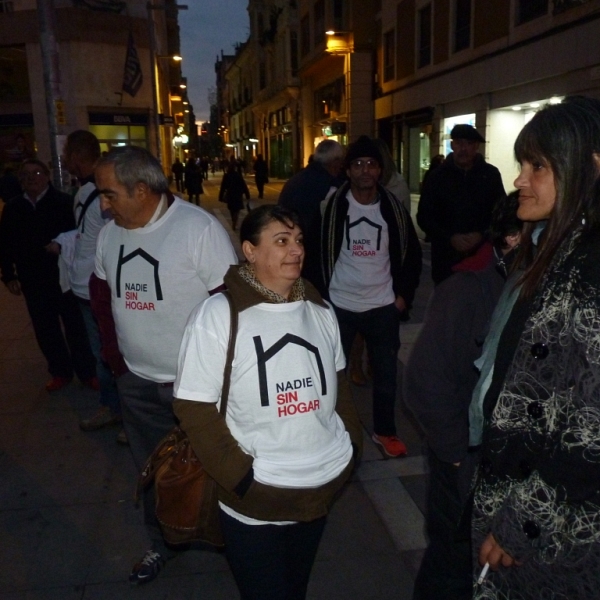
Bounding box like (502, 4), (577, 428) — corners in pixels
(278, 139), (344, 290)
(417, 124), (505, 284)
(321, 136), (422, 458)
(0, 159), (96, 392)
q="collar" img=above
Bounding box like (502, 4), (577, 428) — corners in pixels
(24, 185), (49, 206)
(144, 194), (168, 227)
(223, 265), (328, 313)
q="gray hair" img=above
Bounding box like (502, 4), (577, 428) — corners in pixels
(96, 146), (169, 196)
(313, 139), (344, 166)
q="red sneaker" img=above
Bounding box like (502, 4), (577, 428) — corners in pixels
(372, 434), (408, 458)
(45, 377), (72, 392)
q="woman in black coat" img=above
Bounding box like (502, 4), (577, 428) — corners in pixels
(253, 154), (269, 199)
(184, 159), (203, 205)
(472, 96), (600, 599)
(219, 163), (250, 230)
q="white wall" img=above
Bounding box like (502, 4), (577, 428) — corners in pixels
(487, 109), (526, 193)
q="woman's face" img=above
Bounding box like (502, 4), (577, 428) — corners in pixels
(243, 219), (304, 296)
(514, 159), (556, 221)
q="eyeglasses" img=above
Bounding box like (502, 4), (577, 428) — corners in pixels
(350, 159), (379, 171)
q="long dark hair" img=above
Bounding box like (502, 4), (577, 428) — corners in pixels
(513, 96), (600, 298)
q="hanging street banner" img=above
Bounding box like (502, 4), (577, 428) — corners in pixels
(122, 31), (143, 98)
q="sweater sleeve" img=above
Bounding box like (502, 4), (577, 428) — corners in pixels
(417, 173), (448, 241)
(172, 398), (254, 495)
(404, 274), (483, 463)
(89, 273), (128, 377)
(334, 370), (363, 460)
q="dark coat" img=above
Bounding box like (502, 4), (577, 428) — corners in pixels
(219, 171), (249, 211)
(278, 161), (345, 290)
(253, 158), (269, 184)
(417, 153), (505, 284)
(404, 262), (504, 463)
(0, 185), (75, 290)
(473, 228), (600, 599)
(184, 162), (203, 195)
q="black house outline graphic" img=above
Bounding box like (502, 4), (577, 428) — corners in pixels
(253, 334), (326, 407)
(345, 215), (382, 251)
(116, 245), (163, 300)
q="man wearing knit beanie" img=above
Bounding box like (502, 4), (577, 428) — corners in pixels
(320, 136), (422, 457)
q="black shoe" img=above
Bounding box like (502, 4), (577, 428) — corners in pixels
(129, 550), (165, 585)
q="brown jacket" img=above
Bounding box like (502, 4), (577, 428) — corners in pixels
(173, 265), (362, 522)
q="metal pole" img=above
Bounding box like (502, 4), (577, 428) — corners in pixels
(37, 0), (63, 188)
(147, 2), (162, 164)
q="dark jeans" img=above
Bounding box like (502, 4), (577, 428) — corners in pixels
(116, 371), (178, 558)
(174, 176), (183, 192)
(78, 300), (120, 414)
(413, 449), (479, 600)
(333, 302), (401, 436)
(22, 285), (95, 380)
(220, 510), (326, 600)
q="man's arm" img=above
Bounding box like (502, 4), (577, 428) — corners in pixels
(89, 273), (128, 377)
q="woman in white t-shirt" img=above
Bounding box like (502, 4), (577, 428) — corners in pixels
(174, 204), (362, 600)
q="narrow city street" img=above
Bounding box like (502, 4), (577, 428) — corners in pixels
(0, 175), (434, 599)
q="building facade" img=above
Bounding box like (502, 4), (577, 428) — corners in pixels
(0, 0), (189, 180)
(375, 0), (600, 192)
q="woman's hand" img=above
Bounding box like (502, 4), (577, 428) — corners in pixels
(479, 533), (519, 570)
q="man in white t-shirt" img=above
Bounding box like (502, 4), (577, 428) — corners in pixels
(321, 136), (422, 458)
(89, 146), (238, 585)
(48, 130), (123, 436)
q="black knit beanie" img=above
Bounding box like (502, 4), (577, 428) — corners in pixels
(344, 135), (383, 170)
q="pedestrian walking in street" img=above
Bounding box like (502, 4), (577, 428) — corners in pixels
(90, 146), (237, 585)
(321, 135), (422, 458)
(472, 96), (600, 599)
(252, 153), (269, 199)
(171, 157), (184, 192)
(174, 204), (362, 600)
(184, 158), (203, 204)
(219, 162), (250, 231)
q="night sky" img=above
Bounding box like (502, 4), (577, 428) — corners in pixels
(179, 0), (250, 124)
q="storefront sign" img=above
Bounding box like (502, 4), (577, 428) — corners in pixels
(88, 112), (149, 125)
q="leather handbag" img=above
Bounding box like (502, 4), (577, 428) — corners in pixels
(137, 291), (238, 546)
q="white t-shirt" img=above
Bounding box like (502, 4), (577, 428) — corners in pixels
(95, 197), (238, 382)
(174, 293), (353, 490)
(328, 191), (395, 312)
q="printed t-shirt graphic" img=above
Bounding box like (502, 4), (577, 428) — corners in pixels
(94, 197), (238, 382)
(117, 245), (162, 311)
(175, 296), (352, 489)
(329, 191), (396, 312)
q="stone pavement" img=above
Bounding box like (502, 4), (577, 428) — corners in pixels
(0, 177), (433, 599)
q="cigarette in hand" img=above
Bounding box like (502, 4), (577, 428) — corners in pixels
(477, 562), (490, 585)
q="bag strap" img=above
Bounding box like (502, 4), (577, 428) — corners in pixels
(137, 289), (238, 495)
(219, 289), (238, 416)
(76, 187), (101, 231)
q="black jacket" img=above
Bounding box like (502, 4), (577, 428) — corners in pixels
(404, 261), (504, 463)
(0, 185), (75, 289)
(417, 153), (505, 284)
(278, 161), (345, 290)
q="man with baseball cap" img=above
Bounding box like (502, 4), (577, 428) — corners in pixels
(417, 124), (505, 284)
(321, 135), (422, 458)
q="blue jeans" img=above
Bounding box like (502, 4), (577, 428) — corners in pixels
(78, 299), (121, 415)
(220, 510), (326, 600)
(333, 302), (401, 436)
